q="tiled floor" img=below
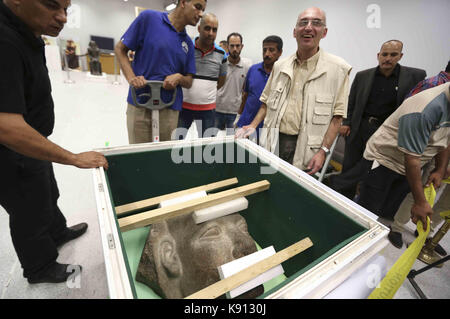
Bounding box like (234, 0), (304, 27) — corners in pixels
(0, 70), (448, 299)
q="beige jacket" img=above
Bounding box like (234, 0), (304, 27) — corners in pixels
(260, 49), (352, 169)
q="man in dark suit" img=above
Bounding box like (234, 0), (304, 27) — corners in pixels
(329, 40), (426, 199)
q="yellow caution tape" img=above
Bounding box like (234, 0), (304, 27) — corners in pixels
(368, 184), (436, 299)
(368, 218), (430, 299)
(424, 183), (437, 206)
(443, 178), (450, 184)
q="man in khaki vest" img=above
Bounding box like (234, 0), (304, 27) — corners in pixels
(236, 7), (351, 175)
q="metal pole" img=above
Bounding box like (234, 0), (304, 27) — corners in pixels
(63, 53), (75, 84)
(407, 277), (428, 299)
(411, 255), (449, 277)
(407, 255), (449, 299)
(112, 53), (120, 85)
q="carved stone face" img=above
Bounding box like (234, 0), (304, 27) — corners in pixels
(136, 213), (263, 299)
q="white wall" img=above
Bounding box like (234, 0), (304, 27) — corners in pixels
(193, 0), (450, 80)
(58, 0), (165, 53)
(56, 0), (449, 79)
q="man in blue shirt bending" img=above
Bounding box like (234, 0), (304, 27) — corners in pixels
(235, 36), (283, 142)
(115, 0), (207, 143)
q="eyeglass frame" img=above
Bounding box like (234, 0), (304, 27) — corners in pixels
(297, 19), (326, 27)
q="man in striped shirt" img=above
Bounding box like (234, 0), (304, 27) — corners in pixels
(178, 13), (227, 138)
(405, 60), (450, 99)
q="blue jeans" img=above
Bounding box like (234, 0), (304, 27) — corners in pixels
(215, 112), (236, 129)
(215, 112), (237, 136)
(177, 109), (216, 139)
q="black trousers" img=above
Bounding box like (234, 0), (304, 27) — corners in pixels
(278, 133), (298, 165)
(358, 162), (411, 220)
(0, 148), (67, 278)
(330, 117), (381, 199)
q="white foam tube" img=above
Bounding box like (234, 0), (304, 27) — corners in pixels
(193, 197), (248, 224)
(159, 191), (207, 208)
(218, 246), (285, 299)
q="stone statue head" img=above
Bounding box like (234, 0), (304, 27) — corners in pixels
(136, 213), (263, 299)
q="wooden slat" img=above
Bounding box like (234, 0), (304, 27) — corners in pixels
(118, 180), (270, 232)
(115, 177), (239, 216)
(185, 237), (313, 299)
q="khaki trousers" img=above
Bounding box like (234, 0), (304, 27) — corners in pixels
(391, 161), (448, 234)
(126, 104), (179, 144)
(391, 187), (447, 233)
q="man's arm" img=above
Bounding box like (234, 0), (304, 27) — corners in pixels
(0, 113), (108, 169)
(114, 41), (146, 88)
(397, 101), (448, 230)
(235, 103), (267, 138)
(425, 145), (450, 188)
(236, 67), (274, 138)
(115, 40), (193, 90)
(217, 75), (226, 90)
(405, 154), (432, 231)
(248, 103), (267, 129)
(340, 75), (358, 136)
(163, 73), (193, 90)
(307, 115), (342, 175)
(237, 92), (248, 115)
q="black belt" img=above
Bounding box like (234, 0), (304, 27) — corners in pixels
(279, 132), (298, 141)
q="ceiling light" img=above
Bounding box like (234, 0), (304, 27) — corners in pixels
(166, 3), (176, 11)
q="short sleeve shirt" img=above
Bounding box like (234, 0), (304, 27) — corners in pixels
(121, 10), (196, 111)
(0, 2), (54, 139)
(279, 51), (320, 135)
(364, 82), (450, 175)
(182, 41), (227, 111)
(216, 57), (252, 114)
(236, 62), (270, 128)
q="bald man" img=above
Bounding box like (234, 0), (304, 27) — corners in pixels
(237, 7), (351, 176)
(329, 40), (426, 200)
(177, 13), (227, 139)
(0, 0), (108, 284)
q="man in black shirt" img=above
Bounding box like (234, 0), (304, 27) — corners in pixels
(329, 40), (426, 200)
(0, 0), (108, 284)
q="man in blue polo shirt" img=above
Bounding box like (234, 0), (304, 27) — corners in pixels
(115, 0), (207, 143)
(236, 36), (283, 142)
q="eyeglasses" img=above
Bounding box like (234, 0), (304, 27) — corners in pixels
(298, 19), (325, 27)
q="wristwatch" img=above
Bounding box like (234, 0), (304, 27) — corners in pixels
(320, 145), (330, 155)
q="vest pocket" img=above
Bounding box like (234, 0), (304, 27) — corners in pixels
(312, 106), (332, 124)
(312, 94), (333, 125)
(267, 86), (284, 110)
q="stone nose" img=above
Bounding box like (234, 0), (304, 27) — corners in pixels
(230, 233), (255, 260)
